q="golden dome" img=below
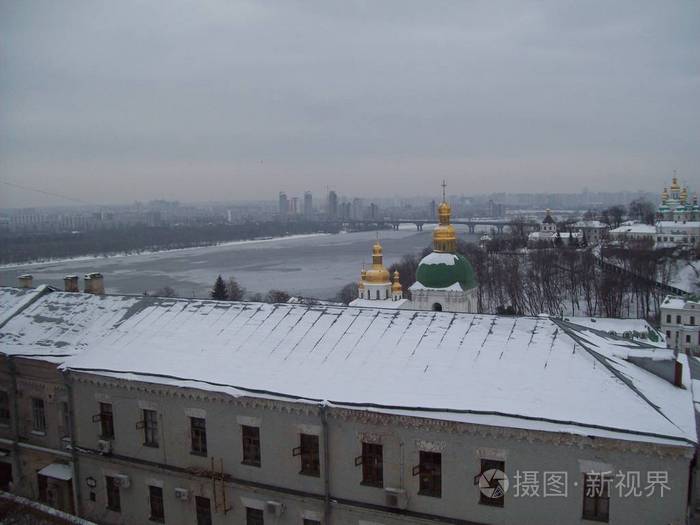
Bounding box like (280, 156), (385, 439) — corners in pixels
(392, 270), (402, 292)
(661, 187), (669, 201)
(433, 200), (456, 253)
(364, 240), (390, 283)
(680, 187), (688, 204)
(671, 176), (681, 191)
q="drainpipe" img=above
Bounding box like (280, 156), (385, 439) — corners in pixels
(320, 404), (331, 522)
(7, 356), (22, 490)
(62, 370), (82, 517)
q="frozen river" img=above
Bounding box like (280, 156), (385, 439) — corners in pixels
(0, 226), (479, 300)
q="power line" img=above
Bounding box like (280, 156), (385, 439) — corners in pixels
(0, 179), (100, 206)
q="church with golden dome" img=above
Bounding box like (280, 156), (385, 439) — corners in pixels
(351, 182), (479, 313)
(658, 175), (699, 222)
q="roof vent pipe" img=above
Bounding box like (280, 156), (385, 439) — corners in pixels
(674, 360), (684, 388)
(84, 273), (105, 295)
(64, 275), (79, 293)
(18, 274), (33, 288)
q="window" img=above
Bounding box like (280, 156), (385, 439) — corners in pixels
(479, 459), (505, 507)
(298, 434), (319, 476)
(303, 520), (321, 525)
(105, 476), (121, 512)
(246, 507), (264, 525)
(376, 290), (380, 300)
(666, 330), (671, 338)
(582, 473), (610, 522)
(677, 315), (682, 324)
(143, 409), (159, 447)
(31, 398), (46, 433)
(417, 451), (441, 497)
(190, 417), (207, 456)
(149, 485), (164, 522)
(195, 496), (211, 525)
(0, 391), (10, 425)
(99, 403), (114, 439)
(360, 442), (383, 487)
(241, 425), (261, 466)
(687, 334), (691, 343)
(691, 316), (695, 326)
(666, 314), (671, 323)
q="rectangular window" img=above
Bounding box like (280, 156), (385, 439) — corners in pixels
(677, 315), (682, 324)
(479, 459), (505, 507)
(687, 334), (691, 343)
(417, 451), (441, 498)
(666, 314), (671, 323)
(691, 316), (695, 326)
(105, 476), (121, 512)
(99, 403), (114, 439)
(190, 417), (207, 456)
(195, 496), (211, 525)
(361, 442), (383, 487)
(149, 485), (164, 522)
(246, 507), (264, 525)
(298, 434), (320, 476)
(143, 409), (159, 447)
(582, 473), (610, 522)
(303, 520), (321, 525)
(31, 398), (46, 433)
(0, 391), (10, 424)
(241, 425), (261, 466)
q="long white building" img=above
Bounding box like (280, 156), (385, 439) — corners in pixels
(1, 282), (698, 525)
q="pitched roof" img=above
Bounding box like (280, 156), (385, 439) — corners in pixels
(0, 287), (695, 447)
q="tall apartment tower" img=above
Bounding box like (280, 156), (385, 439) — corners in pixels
(303, 191), (313, 217)
(278, 192), (289, 217)
(327, 190), (338, 219)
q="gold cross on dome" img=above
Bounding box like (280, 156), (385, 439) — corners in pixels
(441, 180), (447, 201)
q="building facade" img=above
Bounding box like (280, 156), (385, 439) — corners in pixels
(661, 296), (700, 354)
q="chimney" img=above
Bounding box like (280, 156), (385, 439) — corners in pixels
(64, 275), (79, 292)
(674, 360), (684, 388)
(18, 274), (33, 288)
(84, 273), (105, 295)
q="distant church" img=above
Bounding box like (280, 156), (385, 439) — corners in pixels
(350, 185), (478, 313)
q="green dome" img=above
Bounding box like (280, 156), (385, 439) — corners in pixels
(415, 252), (477, 290)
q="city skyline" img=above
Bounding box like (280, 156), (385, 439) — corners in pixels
(1, 1), (699, 208)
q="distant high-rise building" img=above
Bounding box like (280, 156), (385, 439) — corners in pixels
(352, 198), (363, 220)
(278, 192), (289, 217)
(327, 190), (338, 219)
(290, 197), (299, 215)
(303, 191), (313, 217)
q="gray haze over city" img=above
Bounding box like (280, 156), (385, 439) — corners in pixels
(1, 0), (699, 208)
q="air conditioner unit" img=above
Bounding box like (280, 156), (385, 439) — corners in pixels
(114, 474), (130, 489)
(97, 439), (112, 454)
(174, 488), (189, 501)
(265, 501), (285, 517)
(61, 437), (72, 451)
(384, 487), (408, 509)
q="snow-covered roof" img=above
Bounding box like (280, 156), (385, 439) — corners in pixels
(0, 290), (145, 363)
(573, 220), (608, 229)
(563, 316), (664, 347)
(349, 298), (408, 308)
(662, 295), (699, 311)
(1, 287), (695, 448)
(419, 252), (460, 266)
(408, 281), (463, 292)
(610, 224), (657, 234)
(658, 221), (700, 229)
(0, 286), (49, 327)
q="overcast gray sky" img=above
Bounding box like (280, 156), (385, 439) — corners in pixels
(1, 1), (698, 207)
